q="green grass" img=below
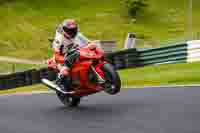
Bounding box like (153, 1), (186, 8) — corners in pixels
(1, 0), (200, 94)
(119, 62), (200, 87)
(0, 84), (48, 95)
(0, 62), (45, 74)
(1, 61), (200, 95)
(0, 0), (200, 59)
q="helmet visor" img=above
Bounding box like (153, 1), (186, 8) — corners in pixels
(63, 27), (78, 38)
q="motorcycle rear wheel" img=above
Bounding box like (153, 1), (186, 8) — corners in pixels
(56, 91), (81, 107)
(102, 63), (121, 95)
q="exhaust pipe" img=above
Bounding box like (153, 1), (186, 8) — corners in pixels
(41, 78), (74, 95)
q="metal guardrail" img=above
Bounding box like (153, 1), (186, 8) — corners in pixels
(137, 43), (188, 66)
(107, 42), (188, 69)
(0, 68), (56, 90)
(0, 40), (200, 90)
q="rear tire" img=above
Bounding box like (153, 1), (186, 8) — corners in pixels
(56, 91), (81, 107)
(102, 63), (121, 95)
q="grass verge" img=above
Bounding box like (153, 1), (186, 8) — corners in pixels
(1, 62), (200, 95)
(0, 84), (48, 95)
(119, 62), (200, 87)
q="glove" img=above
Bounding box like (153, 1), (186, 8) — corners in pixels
(87, 42), (97, 50)
(47, 58), (58, 70)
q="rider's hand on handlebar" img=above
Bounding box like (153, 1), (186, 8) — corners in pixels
(47, 58), (58, 70)
(87, 41), (97, 50)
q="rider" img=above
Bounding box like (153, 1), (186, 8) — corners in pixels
(48, 19), (97, 92)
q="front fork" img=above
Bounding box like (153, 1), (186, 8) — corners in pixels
(91, 61), (107, 85)
(91, 66), (105, 84)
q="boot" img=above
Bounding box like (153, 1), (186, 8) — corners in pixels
(56, 74), (71, 92)
(62, 75), (71, 91)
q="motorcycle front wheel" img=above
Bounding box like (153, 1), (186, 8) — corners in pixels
(102, 63), (121, 95)
(56, 91), (81, 107)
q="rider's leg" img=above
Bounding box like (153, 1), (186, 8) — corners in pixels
(64, 50), (80, 68)
(56, 50), (80, 92)
(56, 66), (71, 91)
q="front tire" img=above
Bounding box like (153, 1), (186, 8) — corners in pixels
(56, 91), (81, 107)
(102, 63), (121, 95)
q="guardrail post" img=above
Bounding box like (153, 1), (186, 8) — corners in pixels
(124, 33), (136, 49)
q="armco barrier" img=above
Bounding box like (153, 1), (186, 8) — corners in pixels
(108, 42), (188, 68)
(108, 48), (139, 69)
(0, 40), (200, 90)
(137, 43), (188, 66)
(0, 68), (56, 90)
(187, 40), (200, 62)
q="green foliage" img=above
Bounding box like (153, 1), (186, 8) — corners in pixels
(125, 0), (148, 17)
(0, 0), (200, 60)
(0, 0), (200, 91)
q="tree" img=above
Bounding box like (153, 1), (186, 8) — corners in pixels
(125, 0), (148, 17)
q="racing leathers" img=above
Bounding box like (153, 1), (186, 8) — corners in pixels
(48, 26), (90, 91)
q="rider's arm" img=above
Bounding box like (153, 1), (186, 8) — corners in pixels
(52, 32), (65, 64)
(75, 32), (91, 48)
(75, 32), (101, 50)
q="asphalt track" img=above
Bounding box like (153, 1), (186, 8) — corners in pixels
(1, 87), (200, 133)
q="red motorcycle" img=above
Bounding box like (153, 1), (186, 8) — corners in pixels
(42, 46), (121, 107)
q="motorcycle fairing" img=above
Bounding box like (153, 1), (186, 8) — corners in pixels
(71, 61), (93, 88)
(79, 47), (103, 60)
